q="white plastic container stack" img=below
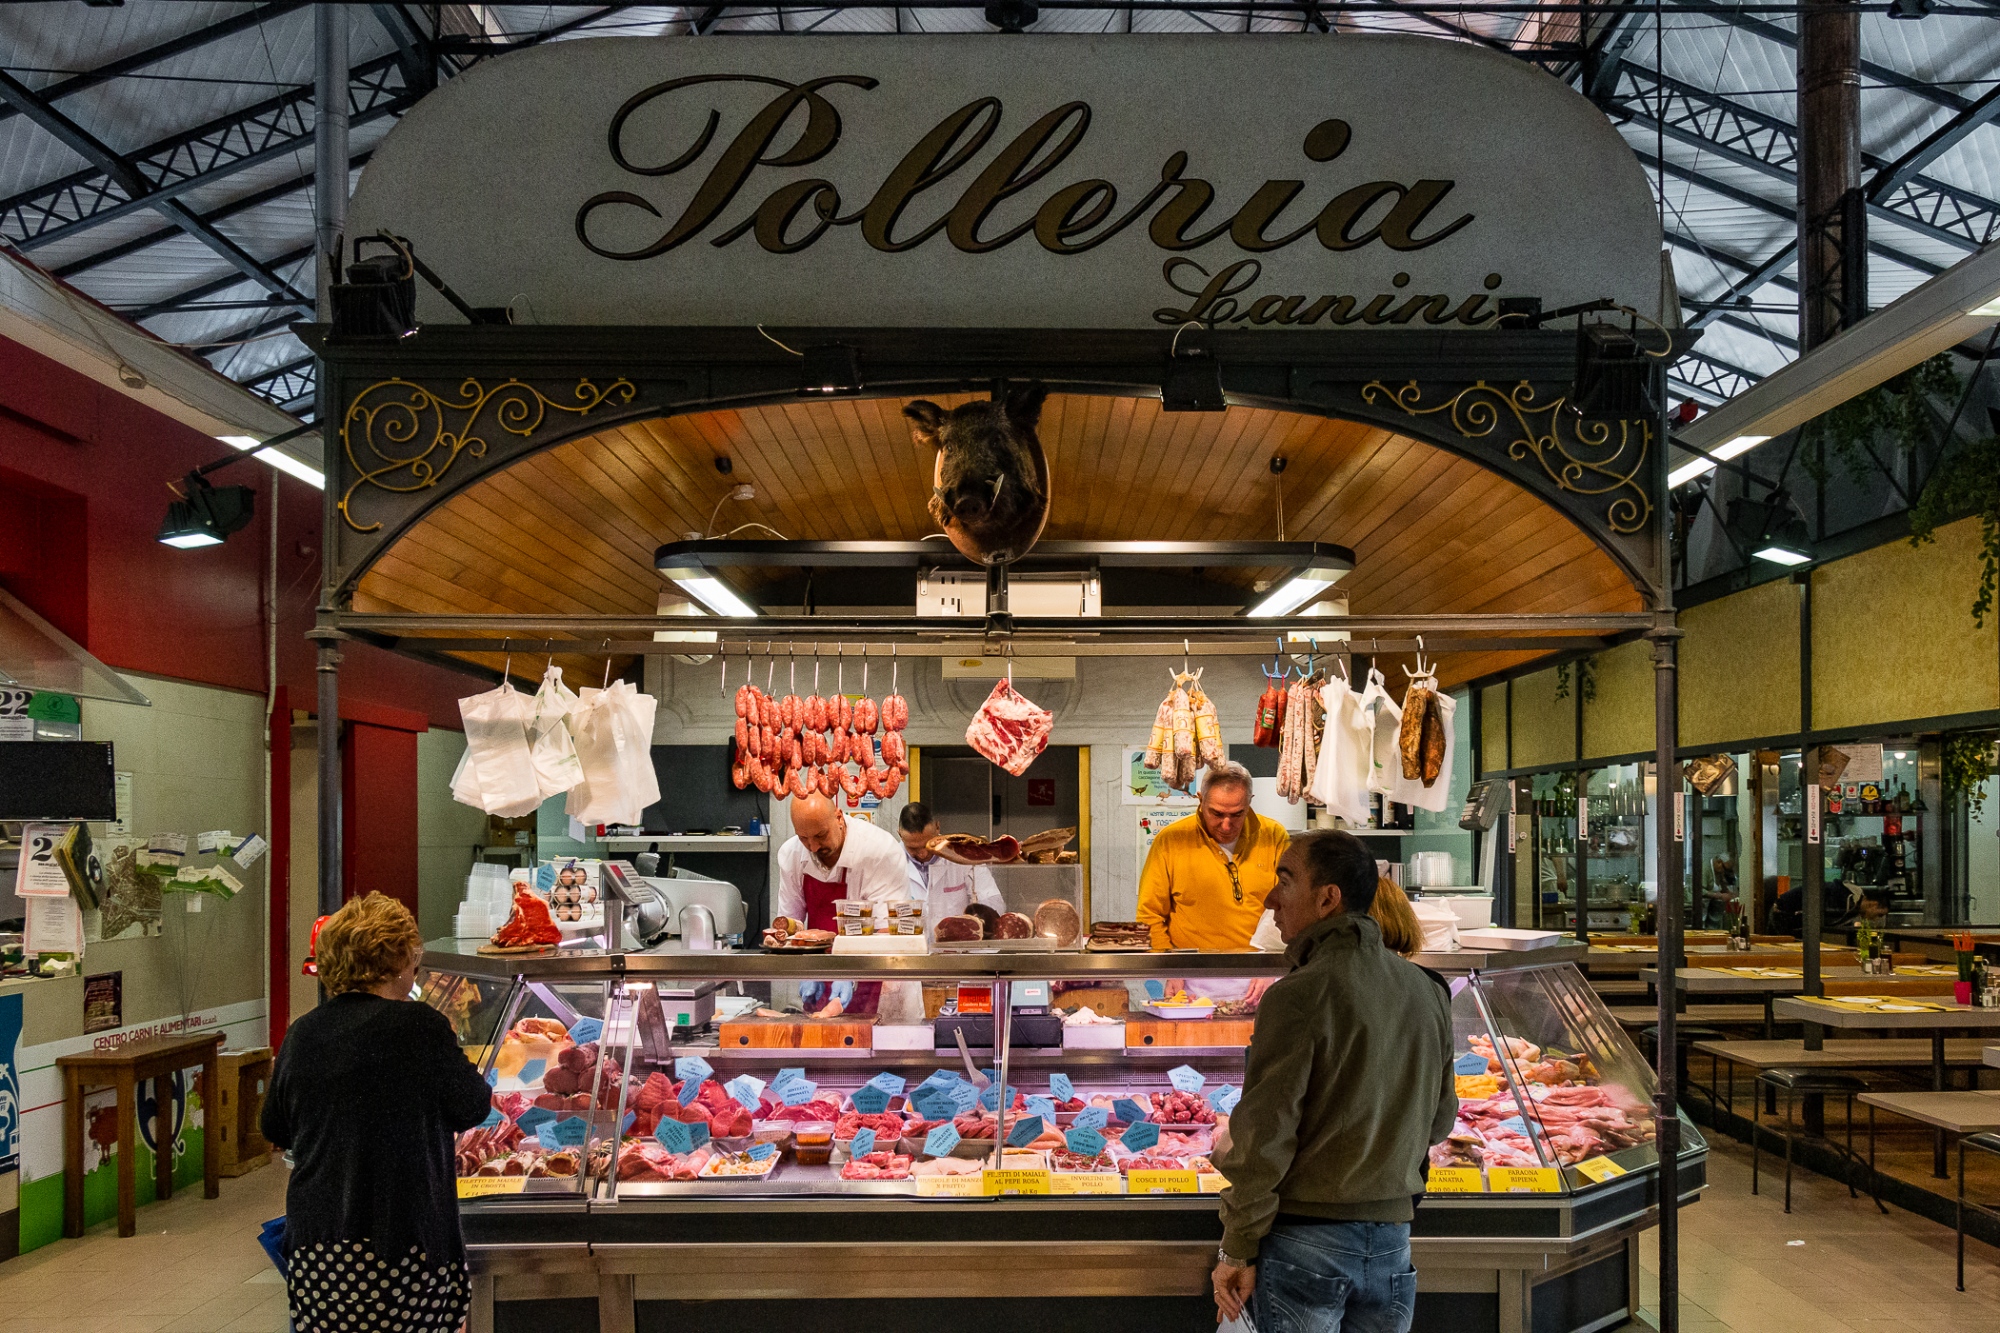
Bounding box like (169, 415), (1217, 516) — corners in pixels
(454, 863), (514, 938)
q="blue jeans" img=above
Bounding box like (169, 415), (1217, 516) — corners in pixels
(1251, 1220), (1418, 1333)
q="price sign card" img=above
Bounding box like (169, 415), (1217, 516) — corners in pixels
(1126, 1169), (1197, 1194)
(1049, 1072), (1074, 1101)
(778, 1079), (820, 1106)
(478, 1108), (503, 1130)
(655, 1118), (710, 1155)
(1206, 1085), (1241, 1115)
(1120, 1120), (1161, 1152)
(457, 1177), (529, 1198)
(912, 1087), (958, 1120)
(850, 1084), (892, 1115)
(1072, 1107), (1110, 1132)
(916, 1173), (983, 1197)
(924, 1124), (962, 1157)
(1066, 1126), (1106, 1156)
(1424, 1167), (1486, 1194)
(978, 1082), (1017, 1113)
(747, 1143), (778, 1162)
(1005, 1115), (1044, 1147)
(674, 1056), (714, 1082)
(515, 1107), (556, 1134)
(1454, 1052), (1491, 1075)
(1024, 1095), (1057, 1120)
(1112, 1098), (1150, 1127)
(1051, 1171), (1123, 1195)
(547, 1116), (590, 1147)
(1491, 1167), (1563, 1194)
(983, 1169), (1051, 1196)
(949, 1083), (981, 1114)
(849, 1128), (878, 1157)
(725, 1075), (765, 1112)
(678, 1079), (705, 1107)
(567, 1018), (604, 1045)
(866, 1071), (907, 1096)
(1573, 1157), (1629, 1184)
(1167, 1065), (1205, 1094)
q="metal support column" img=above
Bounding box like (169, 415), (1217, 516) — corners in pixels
(1651, 618), (1683, 1333)
(1798, 0), (1862, 349)
(311, 630), (344, 914)
(314, 3), (348, 310)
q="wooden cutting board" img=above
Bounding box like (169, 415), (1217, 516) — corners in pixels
(718, 1016), (876, 1051)
(1125, 1018), (1254, 1049)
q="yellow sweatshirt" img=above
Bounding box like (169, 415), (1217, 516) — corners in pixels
(1136, 812), (1291, 951)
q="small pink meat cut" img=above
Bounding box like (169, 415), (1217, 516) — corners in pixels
(965, 678), (1053, 776)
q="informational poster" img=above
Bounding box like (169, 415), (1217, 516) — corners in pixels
(1843, 743), (1885, 784)
(24, 891), (82, 956)
(1124, 747), (1196, 806)
(15, 823), (73, 897)
(0, 687), (31, 742)
(82, 972), (121, 1033)
(107, 771), (133, 835)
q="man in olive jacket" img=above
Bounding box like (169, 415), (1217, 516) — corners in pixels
(1211, 829), (1456, 1332)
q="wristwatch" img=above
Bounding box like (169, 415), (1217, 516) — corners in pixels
(1216, 1247), (1246, 1267)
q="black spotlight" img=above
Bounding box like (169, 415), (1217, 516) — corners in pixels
(331, 236), (418, 340)
(158, 474), (256, 549)
(1568, 322), (1654, 420)
(799, 343), (863, 395)
(1724, 491), (1812, 567)
(986, 0), (1038, 30)
(1887, 0), (1931, 18)
(1162, 348), (1226, 412)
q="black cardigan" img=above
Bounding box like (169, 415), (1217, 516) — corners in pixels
(262, 993), (492, 1262)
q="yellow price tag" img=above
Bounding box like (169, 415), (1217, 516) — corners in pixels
(1050, 1172), (1125, 1195)
(983, 1169), (1052, 1196)
(915, 1173), (985, 1197)
(456, 1176), (529, 1198)
(1573, 1157), (1628, 1184)
(1197, 1172), (1230, 1194)
(1490, 1167), (1563, 1194)
(1424, 1167), (1485, 1194)
(1126, 1169), (1198, 1194)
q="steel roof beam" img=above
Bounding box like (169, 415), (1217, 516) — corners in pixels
(1663, 228), (1800, 296)
(371, 4), (439, 93)
(0, 53), (413, 253)
(0, 68), (314, 313)
(1674, 0), (1970, 115)
(0, 3), (310, 126)
(127, 244), (316, 322)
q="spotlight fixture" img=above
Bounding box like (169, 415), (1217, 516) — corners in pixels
(1887, 0), (1931, 18)
(985, 0), (1038, 30)
(1568, 322), (1654, 420)
(158, 474), (255, 549)
(1162, 348), (1226, 413)
(330, 231), (511, 340)
(800, 343), (863, 395)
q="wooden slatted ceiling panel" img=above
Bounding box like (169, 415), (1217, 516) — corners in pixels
(356, 394), (1640, 689)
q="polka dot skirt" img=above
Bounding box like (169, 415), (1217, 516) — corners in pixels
(285, 1240), (471, 1333)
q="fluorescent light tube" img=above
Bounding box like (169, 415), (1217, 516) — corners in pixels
(216, 434), (326, 490)
(662, 570), (758, 618)
(1751, 545), (1811, 566)
(160, 530), (224, 549)
(1249, 568), (1340, 618)
(1667, 434), (1771, 488)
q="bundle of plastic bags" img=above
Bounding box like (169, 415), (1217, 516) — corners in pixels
(451, 667), (658, 821)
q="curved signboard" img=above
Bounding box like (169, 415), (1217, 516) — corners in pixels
(348, 34), (1660, 330)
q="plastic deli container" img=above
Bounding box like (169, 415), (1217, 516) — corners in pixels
(792, 1122), (836, 1166)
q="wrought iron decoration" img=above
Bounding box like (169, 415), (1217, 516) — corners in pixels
(338, 375), (637, 533)
(1360, 379), (1653, 535)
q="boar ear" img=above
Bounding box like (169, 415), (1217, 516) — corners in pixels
(903, 400), (946, 448)
(1005, 382), (1049, 430)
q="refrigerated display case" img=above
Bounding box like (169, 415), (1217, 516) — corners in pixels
(418, 941), (1702, 1333)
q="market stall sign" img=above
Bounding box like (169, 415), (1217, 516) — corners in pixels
(348, 35), (1660, 331)
(1197, 1172), (1229, 1195)
(916, 1172), (984, 1197)
(1574, 1156), (1629, 1184)
(1126, 1169), (1198, 1194)
(457, 1177), (529, 1198)
(1051, 1171), (1124, 1195)
(983, 1168), (1052, 1196)
(1490, 1166), (1563, 1194)
(1424, 1167), (1485, 1194)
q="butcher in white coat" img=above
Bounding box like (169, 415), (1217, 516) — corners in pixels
(898, 801), (1008, 927)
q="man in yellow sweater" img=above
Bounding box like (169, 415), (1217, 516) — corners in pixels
(1137, 762), (1291, 951)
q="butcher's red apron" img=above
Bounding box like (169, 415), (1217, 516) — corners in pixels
(800, 867), (880, 1015)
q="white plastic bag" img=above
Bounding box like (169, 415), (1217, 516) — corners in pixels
(527, 664), (583, 799)
(451, 682), (542, 817)
(1411, 899), (1462, 953)
(564, 681), (661, 825)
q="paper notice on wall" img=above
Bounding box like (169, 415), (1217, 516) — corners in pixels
(107, 772), (133, 835)
(145, 833), (188, 866)
(24, 891), (83, 956)
(229, 833), (268, 868)
(195, 830), (234, 854)
(16, 823), (74, 897)
(1842, 744), (1884, 783)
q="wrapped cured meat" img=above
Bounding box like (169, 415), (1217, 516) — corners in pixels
(1144, 691), (1173, 768)
(1420, 690), (1448, 786)
(1032, 897), (1081, 946)
(934, 915), (984, 942)
(966, 678), (1053, 776)
(1399, 682), (1435, 781)
(1252, 679), (1283, 747)
(1189, 684), (1224, 769)
(1169, 686), (1195, 787)
(995, 911), (1033, 939)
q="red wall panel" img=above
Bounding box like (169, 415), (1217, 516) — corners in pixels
(341, 719), (422, 914)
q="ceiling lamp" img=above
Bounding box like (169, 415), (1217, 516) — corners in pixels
(158, 475), (255, 549)
(1161, 348), (1226, 412)
(216, 434), (325, 489)
(656, 559), (759, 617)
(800, 343), (862, 395)
(1248, 564), (1347, 618)
(1667, 433), (1770, 488)
(1568, 323), (1654, 421)
(1725, 492), (1812, 566)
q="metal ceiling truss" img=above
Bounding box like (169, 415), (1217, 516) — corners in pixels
(1669, 349), (1761, 405)
(0, 52), (413, 253)
(1673, 0), (1974, 117)
(240, 354), (317, 413)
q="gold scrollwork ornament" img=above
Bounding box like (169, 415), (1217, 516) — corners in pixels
(1360, 379), (1653, 535)
(338, 376), (637, 532)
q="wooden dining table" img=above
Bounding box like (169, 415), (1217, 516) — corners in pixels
(1773, 996), (2000, 1178)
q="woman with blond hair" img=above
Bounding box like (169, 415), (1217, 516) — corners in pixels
(1370, 877), (1425, 958)
(262, 893), (490, 1333)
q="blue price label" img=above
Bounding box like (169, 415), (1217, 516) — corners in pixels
(485, 1069), (498, 1087)
(518, 1058), (547, 1086)
(1454, 1052), (1491, 1076)
(678, 1079), (705, 1107)
(1144, 980), (1166, 1001)
(1072, 1107), (1109, 1132)
(849, 1128), (877, 1157)
(536, 864), (556, 891)
(1113, 1098), (1149, 1126)
(621, 1110), (636, 1134)
(676, 1056), (715, 1083)
(1120, 1120), (1161, 1152)
(655, 1118), (694, 1154)
(1207, 1084), (1241, 1115)
(912, 1088), (957, 1120)
(867, 1071), (907, 1096)
(1167, 1065), (1205, 1094)
(979, 1083), (1018, 1113)
(949, 1083), (981, 1114)
(850, 1085), (891, 1115)
(516, 1107), (556, 1133)
(1065, 1126), (1106, 1156)
(1005, 1115), (1044, 1147)
(549, 1116), (590, 1147)
(1499, 1116), (1529, 1136)
(776, 1066), (806, 1087)
(479, 1107), (503, 1130)
(778, 1079), (820, 1106)
(747, 1142), (777, 1162)
(725, 1075), (764, 1112)
(924, 1124), (962, 1157)
(1025, 1095), (1058, 1120)
(1049, 1072), (1074, 1101)
(536, 1122), (562, 1151)
(567, 1018), (604, 1046)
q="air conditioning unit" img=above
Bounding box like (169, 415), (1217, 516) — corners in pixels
(916, 571), (1101, 618)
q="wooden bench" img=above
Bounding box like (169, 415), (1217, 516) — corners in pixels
(58, 1031), (222, 1239)
(1608, 1003), (1769, 1029)
(1693, 1038), (1993, 1122)
(1591, 979), (1651, 998)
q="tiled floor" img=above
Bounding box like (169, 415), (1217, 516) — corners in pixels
(8, 1138), (2000, 1332)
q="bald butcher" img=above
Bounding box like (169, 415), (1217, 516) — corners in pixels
(774, 794), (908, 931)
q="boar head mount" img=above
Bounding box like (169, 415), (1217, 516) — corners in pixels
(903, 382), (1050, 566)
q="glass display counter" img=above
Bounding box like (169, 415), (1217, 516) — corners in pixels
(418, 940), (1702, 1333)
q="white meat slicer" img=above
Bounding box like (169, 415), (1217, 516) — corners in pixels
(633, 867), (748, 948)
